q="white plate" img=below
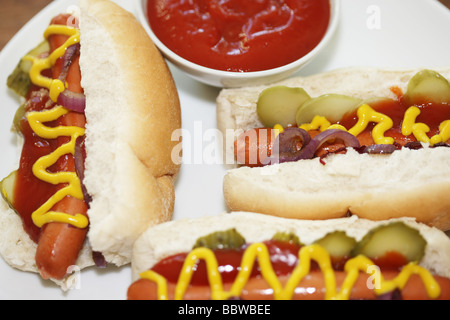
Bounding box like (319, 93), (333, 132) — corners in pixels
(0, 0), (449, 300)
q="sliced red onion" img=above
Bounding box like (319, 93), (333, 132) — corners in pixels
(74, 136), (92, 205)
(277, 127), (311, 154)
(432, 142), (450, 148)
(264, 128), (361, 165)
(363, 144), (399, 154)
(377, 289), (402, 300)
(92, 251), (107, 268)
(55, 44), (85, 112)
(319, 146), (348, 165)
(263, 127), (311, 165)
(311, 129), (361, 150)
(292, 129), (361, 162)
(57, 89), (86, 113)
(404, 141), (423, 150)
(58, 44), (80, 84)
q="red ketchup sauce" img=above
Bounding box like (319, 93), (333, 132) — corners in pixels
(149, 240), (410, 285)
(147, 0), (330, 72)
(13, 87), (60, 243)
(338, 91), (450, 146)
(151, 240), (301, 285)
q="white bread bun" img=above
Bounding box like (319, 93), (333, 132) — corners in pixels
(80, 0), (180, 265)
(0, 0), (181, 290)
(131, 212), (450, 281)
(224, 147), (450, 230)
(217, 67), (450, 230)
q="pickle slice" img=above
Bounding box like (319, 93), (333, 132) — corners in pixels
(351, 222), (427, 262)
(7, 65), (31, 98)
(314, 231), (357, 258)
(271, 232), (302, 246)
(13, 103), (27, 132)
(257, 86), (311, 127)
(404, 69), (450, 105)
(295, 94), (362, 125)
(0, 170), (17, 208)
(193, 228), (246, 250)
(7, 40), (50, 97)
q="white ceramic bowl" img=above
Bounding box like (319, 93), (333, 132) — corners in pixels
(135, 0), (340, 88)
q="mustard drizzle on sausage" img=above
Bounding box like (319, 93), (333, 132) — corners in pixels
(139, 243), (441, 300)
(24, 24), (87, 229)
(25, 25), (80, 102)
(295, 103), (450, 145)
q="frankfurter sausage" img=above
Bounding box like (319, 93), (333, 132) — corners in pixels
(128, 271), (450, 300)
(235, 129), (380, 166)
(30, 14), (89, 280)
(36, 196), (88, 280)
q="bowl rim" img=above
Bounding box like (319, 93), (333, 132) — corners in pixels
(135, 0), (340, 79)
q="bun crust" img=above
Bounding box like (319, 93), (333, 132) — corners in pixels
(131, 212), (450, 281)
(0, 0), (181, 289)
(80, 0), (181, 265)
(224, 147), (450, 230)
(217, 67), (450, 230)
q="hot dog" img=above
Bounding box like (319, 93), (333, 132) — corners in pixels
(0, 0), (181, 289)
(217, 68), (450, 230)
(127, 212), (450, 300)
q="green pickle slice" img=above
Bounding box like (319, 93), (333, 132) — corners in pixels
(193, 228), (246, 250)
(0, 170), (17, 208)
(315, 231), (357, 258)
(351, 222), (427, 263)
(405, 69), (450, 105)
(271, 232), (302, 246)
(7, 40), (50, 97)
(295, 94), (362, 125)
(257, 86), (310, 128)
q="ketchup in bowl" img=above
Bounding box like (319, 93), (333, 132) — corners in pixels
(147, 0), (330, 72)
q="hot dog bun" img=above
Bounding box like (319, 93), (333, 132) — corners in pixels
(0, 0), (181, 289)
(131, 211), (450, 282)
(80, 0), (180, 265)
(217, 67), (450, 230)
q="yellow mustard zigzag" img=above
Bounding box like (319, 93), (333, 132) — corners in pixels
(27, 105), (87, 229)
(140, 243), (441, 300)
(297, 104), (450, 145)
